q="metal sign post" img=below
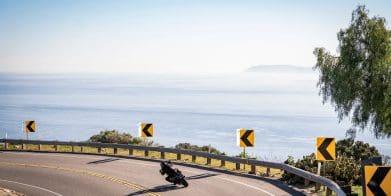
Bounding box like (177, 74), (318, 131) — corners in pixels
(243, 147), (246, 170)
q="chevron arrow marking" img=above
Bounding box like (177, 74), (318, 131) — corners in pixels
(367, 167), (390, 196)
(240, 130), (254, 147)
(142, 124), (153, 137)
(26, 121), (35, 132)
(317, 138), (334, 160)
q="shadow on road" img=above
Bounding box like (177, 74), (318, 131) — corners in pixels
(87, 158), (120, 164)
(127, 184), (184, 195)
(185, 173), (219, 180)
(170, 162), (306, 195)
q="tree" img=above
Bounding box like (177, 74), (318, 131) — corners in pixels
(313, 6), (391, 138)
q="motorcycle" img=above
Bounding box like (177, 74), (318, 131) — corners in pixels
(159, 161), (189, 187)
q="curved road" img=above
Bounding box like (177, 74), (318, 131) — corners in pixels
(0, 151), (306, 196)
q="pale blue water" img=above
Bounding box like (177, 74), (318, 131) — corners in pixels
(0, 72), (390, 161)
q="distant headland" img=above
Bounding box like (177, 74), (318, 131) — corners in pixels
(245, 65), (312, 72)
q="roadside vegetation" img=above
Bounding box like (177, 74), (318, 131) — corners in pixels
(281, 138), (381, 195)
(174, 143), (225, 155)
(88, 130), (150, 145)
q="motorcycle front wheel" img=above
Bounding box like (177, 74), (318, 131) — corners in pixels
(180, 179), (188, 187)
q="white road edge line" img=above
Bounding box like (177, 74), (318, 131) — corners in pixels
(3, 151), (277, 195)
(175, 168), (275, 196)
(215, 176), (275, 196)
(0, 179), (63, 196)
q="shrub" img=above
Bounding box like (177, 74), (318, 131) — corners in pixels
(282, 139), (380, 186)
(89, 130), (143, 145)
(337, 139), (380, 161)
(175, 143), (224, 155)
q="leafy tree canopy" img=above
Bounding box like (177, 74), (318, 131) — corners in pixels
(314, 6), (391, 137)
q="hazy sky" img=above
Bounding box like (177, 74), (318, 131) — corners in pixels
(1, 0), (390, 73)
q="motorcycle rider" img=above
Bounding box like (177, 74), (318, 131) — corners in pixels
(160, 161), (188, 187)
(161, 161), (176, 181)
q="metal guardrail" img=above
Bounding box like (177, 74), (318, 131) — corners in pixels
(0, 139), (346, 195)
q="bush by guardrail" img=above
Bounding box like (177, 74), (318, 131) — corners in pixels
(0, 139), (346, 196)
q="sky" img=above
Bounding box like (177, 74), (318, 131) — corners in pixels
(0, 0), (390, 73)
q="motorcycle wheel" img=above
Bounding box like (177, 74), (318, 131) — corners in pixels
(159, 169), (165, 175)
(180, 179), (188, 187)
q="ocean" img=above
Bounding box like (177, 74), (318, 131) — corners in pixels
(0, 71), (390, 161)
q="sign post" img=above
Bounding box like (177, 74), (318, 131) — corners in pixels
(316, 137), (336, 191)
(237, 129), (255, 170)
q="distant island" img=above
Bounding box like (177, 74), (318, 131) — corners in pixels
(246, 65), (312, 72)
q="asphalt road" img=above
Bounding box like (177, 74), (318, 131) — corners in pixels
(0, 151), (306, 196)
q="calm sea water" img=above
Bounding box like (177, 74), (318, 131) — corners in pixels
(0, 72), (390, 161)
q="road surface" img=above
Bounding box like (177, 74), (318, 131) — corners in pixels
(0, 151), (306, 196)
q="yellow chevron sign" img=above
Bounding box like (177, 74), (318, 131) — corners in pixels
(365, 166), (391, 196)
(139, 123), (153, 137)
(316, 137), (336, 161)
(237, 129), (254, 147)
(25, 121), (36, 133)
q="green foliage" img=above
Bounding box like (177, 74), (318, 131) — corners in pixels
(281, 153), (317, 184)
(337, 139), (380, 161)
(313, 5), (391, 138)
(88, 130), (143, 145)
(237, 151), (251, 158)
(175, 143), (224, 155)
(330, 155), (361, 185)
(285, 155), (295, 165)
(282, 139), (380, 185)
(383, 155), (391, 165)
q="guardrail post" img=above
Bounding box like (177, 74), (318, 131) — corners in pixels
(192, 155), (196, 163)
(144, 150), (149, 157)
(98, 147), (101, 153)
(206, 158), (211, 165)
(129, 149), (133, 156)
(250, 165), (256, 174)
(266, 168), (271, 177)
(326, 187), (332, 196)
(80, 146), (84, 153)
(54, 145), (58, 151)
(22, 144), (25, 150)
(114, 148), (117, 154)
(4, 141), (8, 150)
(220, 160), (225, 167)
(160, 152), (165, 159)
(38, 144), (41, 151)
(176, 153), (181, 160)
(236, 163), (240, 170)
(72, 145), (75, 152)
(315, 183), (321, 192)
